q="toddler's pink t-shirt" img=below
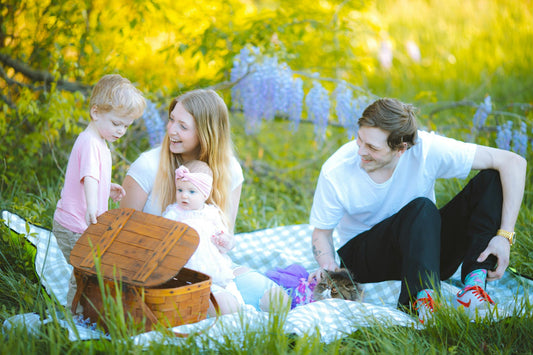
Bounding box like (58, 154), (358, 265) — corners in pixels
(54, 130), (111, 233)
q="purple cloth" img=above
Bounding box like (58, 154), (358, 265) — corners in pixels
(266, 264), (309, 288)
(266, 264), (316, 308)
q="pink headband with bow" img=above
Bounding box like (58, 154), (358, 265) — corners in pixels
(175, 165), (213, 199)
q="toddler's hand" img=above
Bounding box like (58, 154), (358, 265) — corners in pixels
(85, 209), (98, 226)
(110, 183), (126, 202)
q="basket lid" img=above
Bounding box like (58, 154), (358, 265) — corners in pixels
(70, 208), (199, 287)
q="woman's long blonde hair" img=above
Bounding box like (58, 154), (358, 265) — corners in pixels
(153, 89), (233, 217)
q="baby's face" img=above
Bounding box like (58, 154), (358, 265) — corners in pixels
(175, 179), (206, 210)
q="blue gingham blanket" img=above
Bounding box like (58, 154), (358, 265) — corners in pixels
(2, 210), (532, 345)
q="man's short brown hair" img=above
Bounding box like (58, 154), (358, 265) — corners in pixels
(358, 98), (418, 150)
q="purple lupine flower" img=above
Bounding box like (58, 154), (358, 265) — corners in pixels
(231, 47), (310, 134)
(230, 48), (267, 134)
(512, 121), (528, 157)
(231, 48), (290, 133)
(496, 121), (513, 151)
(230, 46), (260, 111)
(473, 96), (492, 129)
(230, 46), (379, 142)
(241, 65), (264, 133)
(350, 95), (373, 139)
(259, 57), (278, 121)
(141, 99), (166, 147)
(352, 95), (371, 121)
(288, 77), (304, 131)
(305, 80), (330, 142)
(334, 82), (353, 127)
(334, 82), (359, 140)
(274, 63), (293, 117)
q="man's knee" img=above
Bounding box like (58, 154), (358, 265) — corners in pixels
(401, 198), (442, 241)
(476, 169), (501, 185)
(405, 197), (439, 220)
(468, 169), (503, 205)
(396, 198), (441, 245)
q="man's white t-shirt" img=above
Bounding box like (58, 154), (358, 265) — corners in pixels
(126, 146), (244, 216)
(309, 130), (477, 248)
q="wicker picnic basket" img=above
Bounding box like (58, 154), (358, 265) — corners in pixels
(70, 208), (213, 333)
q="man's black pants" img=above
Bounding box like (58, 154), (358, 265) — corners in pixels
(337, 170), (503, 307)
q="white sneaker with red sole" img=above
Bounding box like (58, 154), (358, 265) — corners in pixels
(454, 285), (495, 317)
(414, 290), (436, 324)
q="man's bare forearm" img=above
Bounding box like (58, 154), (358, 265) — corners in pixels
(312, 228), (338, 270)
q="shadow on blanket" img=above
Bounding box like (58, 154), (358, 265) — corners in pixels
(2, 210), (532, 344)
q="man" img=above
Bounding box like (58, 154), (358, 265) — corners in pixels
(309, 98), (526, 323)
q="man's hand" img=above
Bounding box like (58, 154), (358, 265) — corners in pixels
(477, 235), (511, 281)
(110, 183), (126, 202)
(308, 262), (339, 283)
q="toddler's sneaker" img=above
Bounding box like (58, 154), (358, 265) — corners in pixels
(454, 285), (495, 317)
(413, 291), (436, 324)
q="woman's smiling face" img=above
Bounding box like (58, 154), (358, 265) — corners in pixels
(167, 102), (200, 161)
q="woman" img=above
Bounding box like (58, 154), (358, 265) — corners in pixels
(121, 89), (288, 311)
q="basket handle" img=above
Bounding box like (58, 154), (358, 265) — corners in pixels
(172, 292), (220, 338)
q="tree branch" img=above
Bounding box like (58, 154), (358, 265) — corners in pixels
(427, 101), (527, 121)
(0, 61), (45, 90)
(207, 67), (253, 91)
(427, 100), (477, 118)
(0, 52), (91, 93)
(292, 70), (377, 96)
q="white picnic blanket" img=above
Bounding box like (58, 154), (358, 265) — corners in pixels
(2, 210), (533, 346)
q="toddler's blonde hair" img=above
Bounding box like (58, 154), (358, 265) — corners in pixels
(89, 74), (146, 119)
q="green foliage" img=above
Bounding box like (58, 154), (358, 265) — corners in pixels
(0, 223), (37, 282)
(0, 223), (43, 315)
(0, 86), (85, 203)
